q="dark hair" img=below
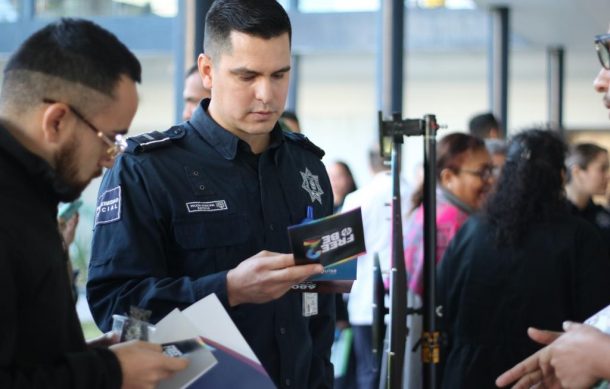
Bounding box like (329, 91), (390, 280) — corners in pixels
(4, 18), (141, 96)
(469, 112), (500, 139)
(204, 0), (291, 60)
(333, 161), (358, 195)
(281, 110), (299, 124)
(485, 129), (567, 246)
(410, 132), (486, 211)
(565, 143), (608, 183)
(485, 139), (507, 156)
(186, 64), (199, 78)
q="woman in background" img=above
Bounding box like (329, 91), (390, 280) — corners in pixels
(565, 143), (610, 243)
(404, 132), (493, 296)
(437, 129), (610, 388)
(328, 161), (358, 213)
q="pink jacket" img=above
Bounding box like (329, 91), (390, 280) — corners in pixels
(404, 187), (470, 296)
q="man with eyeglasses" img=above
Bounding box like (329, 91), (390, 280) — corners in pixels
(0, 18), (188, 388)
(495, 30), (610, 389)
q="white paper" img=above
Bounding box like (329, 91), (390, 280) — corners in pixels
(182, 294), (260, 363)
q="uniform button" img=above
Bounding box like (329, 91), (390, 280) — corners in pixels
(279, 327), (286, 335)
(193, 170), (199, 176)
(285, 379), (291, 386)
(199, 185), (205, 190)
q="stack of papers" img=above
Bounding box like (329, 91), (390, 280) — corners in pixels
(151, 294), (275, 389)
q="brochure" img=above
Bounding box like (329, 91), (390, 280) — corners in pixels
(288, 207), (365, 292)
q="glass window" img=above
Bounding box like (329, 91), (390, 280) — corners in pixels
(35, 0), (177, 18)
(0, 0), (18, 22)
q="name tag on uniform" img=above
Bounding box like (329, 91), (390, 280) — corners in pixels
(186, 200), (228, 213)
(302, 292), (318, 317)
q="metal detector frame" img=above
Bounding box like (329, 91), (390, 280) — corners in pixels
(377, 112), (440, 389)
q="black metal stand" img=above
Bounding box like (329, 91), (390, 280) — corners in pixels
(377, 112), (440, 389)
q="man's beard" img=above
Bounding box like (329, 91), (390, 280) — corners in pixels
(53, 137), (91, 202)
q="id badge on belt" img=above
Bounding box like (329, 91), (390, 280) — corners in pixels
(302, 292), (319, 317)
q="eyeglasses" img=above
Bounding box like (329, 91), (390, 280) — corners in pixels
(42, 98), (127, 158)
(595, 34), (610, 70)
(459, 166), (494, 181)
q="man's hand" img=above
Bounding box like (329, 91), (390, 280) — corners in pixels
(542, 322), (610, 389)
(495, 328), (562, 388)
(226, 251), (324, 307)
(111, 341), (189, 389)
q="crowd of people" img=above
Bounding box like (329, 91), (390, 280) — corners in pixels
(3, 1), (610, 388)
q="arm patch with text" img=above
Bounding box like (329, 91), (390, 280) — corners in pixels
(95, 186), (122, 226)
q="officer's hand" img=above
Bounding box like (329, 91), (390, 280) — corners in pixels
(226, 250), (324, 307)
(111, 340), (189, 389)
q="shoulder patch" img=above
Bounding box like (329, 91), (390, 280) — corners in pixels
(283, 131), (325, 159)
(125, 125), (186, 154)
(95, 186), (121, 226)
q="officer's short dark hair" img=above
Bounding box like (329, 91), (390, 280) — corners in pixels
(468, 112), (500, 139)
(1, 18), (141, 112)
(203, 0), (291, 63)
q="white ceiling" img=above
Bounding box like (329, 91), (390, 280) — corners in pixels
(474, 0), (610, 51)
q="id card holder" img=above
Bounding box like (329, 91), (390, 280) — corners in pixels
(302, 292), (319, 317)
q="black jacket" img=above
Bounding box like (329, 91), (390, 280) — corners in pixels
(0, 126), (122, 388)
(437, 214), (610, 389)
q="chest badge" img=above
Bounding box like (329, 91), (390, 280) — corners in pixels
(300, 167), (324, 204)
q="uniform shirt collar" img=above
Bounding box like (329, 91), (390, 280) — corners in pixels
(189, 98), (283, 160)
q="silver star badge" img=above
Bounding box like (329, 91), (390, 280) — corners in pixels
(300, 168), (324, 204)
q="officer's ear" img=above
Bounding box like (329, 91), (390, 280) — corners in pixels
(41, 102), (70, 145)
(198, 53), (213, 90)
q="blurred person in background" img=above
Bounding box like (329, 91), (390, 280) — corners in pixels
(437, 129), (610, 388)
(182, 63), (211, 121)
(405, 132), (492, 297)
(328, 160), (358, 213)
(280, 110), (301, 133)
(485, 138), (507, 179)
(468, 111), (502, 139)
(565, 143), (610, 243)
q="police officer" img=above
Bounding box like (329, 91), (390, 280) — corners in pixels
(87, 1), (336, 388)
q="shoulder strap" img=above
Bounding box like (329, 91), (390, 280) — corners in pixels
(283, 130), (325, 159)
(125, 125), (186, 154)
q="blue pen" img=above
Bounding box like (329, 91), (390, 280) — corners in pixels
(301, 205), (314, 224)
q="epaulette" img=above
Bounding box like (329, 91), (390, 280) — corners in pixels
(125, 125), (186, 154)
(283, 131), (325, 159)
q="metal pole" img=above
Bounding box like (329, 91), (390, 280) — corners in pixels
(422, 115), (439, 389)
(489, 7), (509, 135)
(547, 46), (564, 134)
(388, 127), (407, 389)
(379, 0), (406, 387)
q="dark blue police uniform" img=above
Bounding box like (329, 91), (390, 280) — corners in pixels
(87, 99), (335, 388)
